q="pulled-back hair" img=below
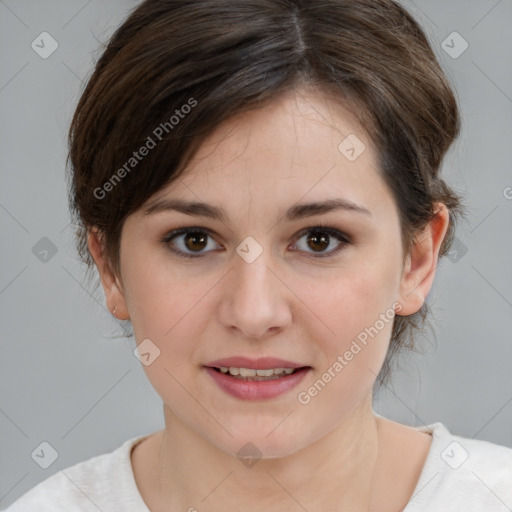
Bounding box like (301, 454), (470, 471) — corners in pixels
(67, 0), (464, 392)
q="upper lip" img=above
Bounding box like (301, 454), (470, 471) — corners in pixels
(205, 357), (310, 370)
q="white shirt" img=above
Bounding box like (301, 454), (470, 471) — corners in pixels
(3, 421), (512, 511)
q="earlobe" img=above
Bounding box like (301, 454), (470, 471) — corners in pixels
(87, 228), (129, 320)
(397, 203), (450, 316)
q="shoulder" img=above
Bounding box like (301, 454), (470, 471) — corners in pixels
(2, 435), (150, 512)
(405, 421), (512, 511)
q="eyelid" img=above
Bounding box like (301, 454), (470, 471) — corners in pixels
(161, 226), (221, 259)
(293, 223), (351, 243)
(290, 223), (351, 258)
(161, 224), (351, 259)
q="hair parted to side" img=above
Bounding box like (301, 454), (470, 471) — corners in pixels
(67, 0), (465, 393)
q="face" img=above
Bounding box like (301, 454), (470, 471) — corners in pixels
(94, 88), (437, 459)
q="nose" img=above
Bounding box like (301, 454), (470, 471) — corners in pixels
(217, 247), (292, 340)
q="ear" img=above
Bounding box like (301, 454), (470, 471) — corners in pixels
(397, 203), (450, 316)
(88, 228), (129, 320)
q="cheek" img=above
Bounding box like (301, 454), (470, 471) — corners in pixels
(122, 253), (220, 371)
(301, 258), (399, 371)
(122, 247), (197, 332)
(123, 259), (214, 412)
(296, 277), (395, 414)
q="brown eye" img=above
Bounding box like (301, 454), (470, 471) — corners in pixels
(162, 228), (220, 258)
(306, 231), (330, 252)
(183, 231), (208, 252)
(162, 224), (350, 260)
(292, 225), (350, 258)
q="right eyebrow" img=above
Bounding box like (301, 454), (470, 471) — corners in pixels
(142, 197), (372, 223)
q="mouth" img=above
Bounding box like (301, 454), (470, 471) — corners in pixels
(203, 363), (312, 400)
(207, 365), (311, 381)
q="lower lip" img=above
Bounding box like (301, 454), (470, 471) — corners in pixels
(204, 367), (311, 400)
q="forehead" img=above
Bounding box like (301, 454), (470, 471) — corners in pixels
(187, 88), (374, 172)
(142, 88), (395, 221)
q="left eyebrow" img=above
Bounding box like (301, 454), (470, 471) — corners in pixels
(285, 198), (372, 220)
(142, 197), (372, 222)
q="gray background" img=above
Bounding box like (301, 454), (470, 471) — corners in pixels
(1, 0), (511, 508)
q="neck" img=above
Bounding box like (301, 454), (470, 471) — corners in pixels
(153, 396), (382, 512)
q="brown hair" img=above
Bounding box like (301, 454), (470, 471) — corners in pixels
(67, 0), (464, 392)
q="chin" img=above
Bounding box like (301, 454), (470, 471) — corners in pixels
(226, 437), (305, 462)
(209, 421), (314, 461)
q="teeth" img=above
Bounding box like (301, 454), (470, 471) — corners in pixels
(239, 367), (256, 377)
(218, 366), (298, 377)
(256, 369), (274, 377)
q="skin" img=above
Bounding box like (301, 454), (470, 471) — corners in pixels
(89, 87), (448, 512)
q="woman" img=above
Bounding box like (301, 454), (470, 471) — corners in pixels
(6, 0), (511, 510)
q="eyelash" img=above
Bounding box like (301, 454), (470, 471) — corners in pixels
(161, 223), (351, 260)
